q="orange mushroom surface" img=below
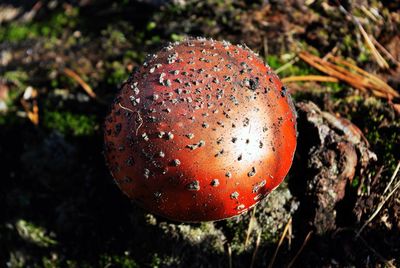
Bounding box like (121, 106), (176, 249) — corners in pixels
(104, 38), (297, 222)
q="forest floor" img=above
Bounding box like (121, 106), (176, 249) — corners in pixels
(1, 0), (399, 267)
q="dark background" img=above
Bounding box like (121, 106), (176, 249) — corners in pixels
(0, 0), (399, 267)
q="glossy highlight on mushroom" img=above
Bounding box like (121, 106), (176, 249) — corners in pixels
(104, 37), (297, 222)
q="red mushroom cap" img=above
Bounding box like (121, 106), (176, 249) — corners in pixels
(104, 38), (297, 222)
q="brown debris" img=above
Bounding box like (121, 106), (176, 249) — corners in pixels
(20, 86), (39, 126)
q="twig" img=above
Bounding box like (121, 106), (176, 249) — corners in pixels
(287, 231), (313, 268)
(249, 230), (261, 268)
(356, 165), (400, 237)
(63, 68), (96, 98)
(383, 161), (400, 195)
(282, 75), (339, 83)
(268, 217), (292, 268)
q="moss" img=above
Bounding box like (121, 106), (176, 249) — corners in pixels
(124, 50), (140, 61)
(224, 216), (249, 253)
(101, 26), (128, 49)
(0, 8), (79, 43)
(145, 35), (162, 46)
(342, 35), (354, 50)
(99, 254), (139, 268)
(266, 55), (319, 78)
(0, 23), (38, 42)
(338, 97), (399, 174)
(43, 111), (98, 136)
(266, 55), (281, 70)
(0, 113), (22, 125)
(148, 253), (181, 268)
(3, 70), (29, 89)
(170, 33), (185, 42)
(351, 176), (360, 188)
(222, 182), (298, 255)
(7, 252), (26, 268)
(357, 49), (371, 64)
(157, 220), (225, 253)
(15, 220), (57, 247)
(146, 21), (157, 31)
(41, 257), (61, 268)
(106, 61), (130, 86)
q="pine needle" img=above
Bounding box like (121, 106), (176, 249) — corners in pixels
(356, 22), (389, 69)
(268, 217), (292, 268)
(63, 68), (96, 98)
(244, 207), (257, 248)
(298, 51), (399, 100)
(287, 231), (313, 268)
(282, 75), (339, 83)
(249, 230), (262, 268)
(337, 3), (389, 69)
(383, 161), (400, 195)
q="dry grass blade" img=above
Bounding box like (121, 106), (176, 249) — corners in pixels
(63, 68), (96, 98)
(275, 57), (298, 74)
(282, 75), (339, 83)
(287, 231), (313, 268)
(356, 22), (389, 69)
(360, 5), (380, 23)
(337, 3), (388, 69)
(249, 230), (261, 268)
(371, 37), (400, 66)
(227, 242), (232, 268)
(268, 217), (292, 268)
(244, 207), (257, 248)
(383, 161), (400, 195)
(356, 164), (400, 237)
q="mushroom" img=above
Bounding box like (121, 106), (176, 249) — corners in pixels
(104, 37), (297, 222)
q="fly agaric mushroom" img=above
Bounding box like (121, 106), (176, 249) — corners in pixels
(104, 37), (297, 222)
